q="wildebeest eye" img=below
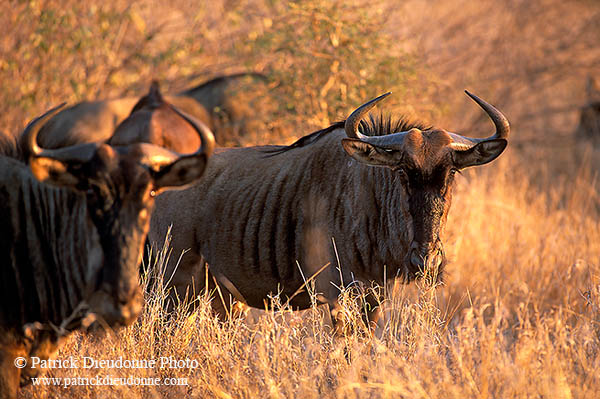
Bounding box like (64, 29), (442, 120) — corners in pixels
(395, 167), (409, 183)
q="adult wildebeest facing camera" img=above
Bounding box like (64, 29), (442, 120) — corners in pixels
(0, 104), (214, 399)
(149, 90), (509, 328)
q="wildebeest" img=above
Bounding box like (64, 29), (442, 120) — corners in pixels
(0, 103), (214, 399)
(148, 90), (509, 327)
(108, 81), (202, 153)
(0, 130), (18, 159)
(574, 76), (600, 144)
(20, 72), (265, 155)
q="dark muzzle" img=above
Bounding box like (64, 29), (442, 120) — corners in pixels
(409, 240), (445, 275)
(87, 284), (143, 328)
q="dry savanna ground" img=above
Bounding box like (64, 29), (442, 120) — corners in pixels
(1, 0), (599, 398)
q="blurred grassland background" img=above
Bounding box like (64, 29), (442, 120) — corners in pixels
(1, 0), (600, 398)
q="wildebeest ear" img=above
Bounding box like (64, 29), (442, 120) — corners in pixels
(29, 157), (85, 188)
(453, 139), (507, 169)
(341, 138), (396, 167)
(28, 144), (116, 190)
(151, 154), (208, 193)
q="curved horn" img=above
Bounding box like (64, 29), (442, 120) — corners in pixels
(130, 104), (216, 170)
(450, 91), (510, 149)
(24, 103), (66, 157)
(345, 92), (392, 140)
(25, 102), (101, 163)
(464, 90), (510, 141)
(168, 104), (215, 158)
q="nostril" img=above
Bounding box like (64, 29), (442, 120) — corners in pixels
(409, 241), (419, 252)
(410, 249), (425, 269)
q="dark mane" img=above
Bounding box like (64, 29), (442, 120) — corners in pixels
(262, 121), (345, 156)
(0, 131), (22, 161)
(130, 80), (164, 115)
(262, 114), (430, 156)
(359, 113), (430, 137)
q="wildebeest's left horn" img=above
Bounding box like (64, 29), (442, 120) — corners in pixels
(24, 103), (66, 157)
(25, 103), (101, 163)
(345, 92), (392, 140)
(450, 91), (510, 148)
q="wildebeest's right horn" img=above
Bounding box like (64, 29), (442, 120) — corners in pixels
(168, 104), (215, 158)
(133, 104), (215, 171)
(345, 92), (392, 140)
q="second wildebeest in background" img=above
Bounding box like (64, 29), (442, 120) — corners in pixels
(149, 91), (510, 325)
(19, 72), (267, 155)
(108, 81), (204, 153)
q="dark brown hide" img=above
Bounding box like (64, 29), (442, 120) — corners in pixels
(0, 103), (213, 399)
(149, 92), (509, 328)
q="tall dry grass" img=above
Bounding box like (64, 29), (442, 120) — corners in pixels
(19, 151), (600, 399)
(2, 0), (599, 397)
